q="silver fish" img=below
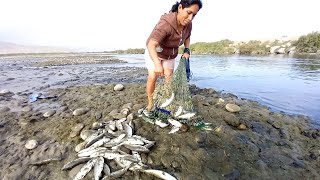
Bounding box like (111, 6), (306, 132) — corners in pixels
(123, 123), (133, 137)
(85, 137), (110, 150)
(106, 120), (116, 131)
(103, 163), (111, 176)
(62, 157), (91, 170)
(73, 158), (97, 180)
(142, 169), (177, 180)
(155, 119), (169, 128)
(168, 126), (180, 134)
(110, 166), (130, 178)
(123, 137), (145, 146)
(29, 157), (63, 166)
(132, 135), (154, 144)
(103, 133), (126, 147)
(78, 147), (108, 157)
(144, 141), (156, 149)
(174, 106), (183, 117)
(94, 157), (104, 180)
(177, 112), (196, 119)
(160, 93), (175, 108)
(168, 119), (182, 127)
(124, 144), (150, 153)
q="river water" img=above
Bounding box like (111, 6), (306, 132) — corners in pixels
(115, 53), (320, 127)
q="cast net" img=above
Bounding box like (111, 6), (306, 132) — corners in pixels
(141, 57), (211, 130)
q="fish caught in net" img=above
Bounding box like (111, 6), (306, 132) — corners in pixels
(139, 57), (212, 131)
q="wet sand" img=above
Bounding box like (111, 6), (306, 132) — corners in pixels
(0, 53), (319, 180)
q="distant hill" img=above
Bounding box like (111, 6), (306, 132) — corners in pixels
(0, 41), (73, 54)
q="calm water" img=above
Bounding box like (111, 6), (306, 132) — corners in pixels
(115, 54), (320, 126)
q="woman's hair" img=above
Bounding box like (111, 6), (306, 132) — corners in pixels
(170, 0), (202, 12)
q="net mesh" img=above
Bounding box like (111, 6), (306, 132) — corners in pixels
(145, 57), (211, 130)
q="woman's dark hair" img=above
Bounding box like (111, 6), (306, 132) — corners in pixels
(170, 0), (202, 12)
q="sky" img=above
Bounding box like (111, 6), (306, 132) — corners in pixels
(0, 0), (319, 51)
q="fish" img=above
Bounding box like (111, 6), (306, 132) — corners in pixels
(155, 119), (169, 128)
(177, 112), (196, 119)
(103, 133), (126, 147)
(85, 137), (110, 150)
(168, 126), (180, 134)
(174, 106), (183, 117)
(160, 93), (175, 108)
(94, 157), (104, 180)
(103, 163), (111, 176)
(123, 123), (133, 137)
(124, 144), (150, 153)
(123, 137), (145, 146)
(73, 158), (97, 180)
(168, 119), (182, 127)
(142, 169), (177, 180)
(62, 157), (91, 170)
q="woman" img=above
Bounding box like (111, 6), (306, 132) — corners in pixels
(144, 0), (202, 114)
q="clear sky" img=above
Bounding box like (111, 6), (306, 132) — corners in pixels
(0, 0), (319, 51)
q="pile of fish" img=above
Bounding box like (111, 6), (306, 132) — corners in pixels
(62, 112), (177, 180)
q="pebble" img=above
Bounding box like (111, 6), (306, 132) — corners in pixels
(72, 123), (85, 132)
(0, 106), (10, 113)
(114, 84), (124, 91)
(95, 112), (102, 120)
(22, 106), (33, 112)
(0, 89), (10, 95)
(43, 110), (56, 117)
(237, 124), (247, 130)
(25, 139), (38, 150)
(225, 103), (241, 113)
(195, 131), (207, 143)
(224, 114), (240, 127)
(73, 108), (89, 116)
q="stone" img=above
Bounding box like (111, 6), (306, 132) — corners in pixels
(224, 114), (240, 127)
(114, 84), (124, 91)
(0, 106), (10, 113)
(25, 140), (38, 150)
(72, 123), (85, 132)
(73, 108), (89, 116)
(0, 89), (10, 95)
(237, 124), (247, 130)
(225, 103), (241, 113)
(43, 110), (56, 117)
(195, 131), (207, 143)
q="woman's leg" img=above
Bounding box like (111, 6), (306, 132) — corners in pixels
(146, 69), (158, 111)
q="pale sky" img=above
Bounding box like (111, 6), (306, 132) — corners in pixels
(0, 0), (319, 51)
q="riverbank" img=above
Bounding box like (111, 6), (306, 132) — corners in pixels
(0, 54), (319, 179)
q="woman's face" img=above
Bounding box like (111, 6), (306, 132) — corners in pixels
(177, 4), (200, 26)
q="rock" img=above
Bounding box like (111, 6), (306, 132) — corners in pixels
(72, 123), (85, 132)
(195, 131), (207, 143)
(0, 106), (10, 113)
(237, 124), (247, 130)
(95, 111), (102, 120)
(225, 103), (241, 113)
(127, 113), (134, 121)
(75, 142), (86, 152)
(114, 84), (124, 91)
(69, 131), (78, 138)
(0, 89), (10, 95)
(25, 140), (38, 150)
(73, 108), (89, 116)
(80, 130), (97, 140)
(60, 106), (68, 112)
(224, 114), (240, 127)
(122, 103), (133, 110)
(224, 169), (240, 180)
(43, 110), (56, 117)
(22, 106), (33, 112)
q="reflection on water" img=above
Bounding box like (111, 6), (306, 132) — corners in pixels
(116, 54), (320, 126)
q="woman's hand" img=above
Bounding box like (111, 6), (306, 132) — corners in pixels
(182, 52), (190, 59)
(154, 62), (164, 76)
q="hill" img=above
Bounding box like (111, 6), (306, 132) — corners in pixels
(0, 41), (73, 54)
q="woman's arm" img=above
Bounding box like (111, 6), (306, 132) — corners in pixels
(147, 39), (164, 76)
(183, 37), (191, 59)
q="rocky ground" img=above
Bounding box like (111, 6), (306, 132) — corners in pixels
(0, 53), (319, 180)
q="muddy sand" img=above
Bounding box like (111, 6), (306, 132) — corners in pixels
(0, 53), (319, 180)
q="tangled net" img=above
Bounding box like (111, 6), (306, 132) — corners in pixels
(142, 57), (211, 130)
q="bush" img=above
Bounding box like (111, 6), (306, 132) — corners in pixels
(295, 32), (320, 53)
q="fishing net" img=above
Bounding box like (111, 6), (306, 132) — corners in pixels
(141, 57), (211, 130)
